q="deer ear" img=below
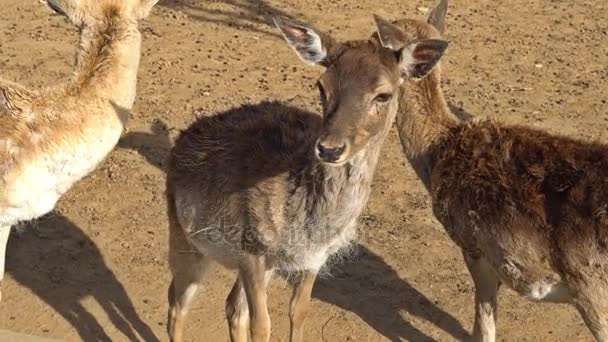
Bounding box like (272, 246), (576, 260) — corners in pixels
(0, 88), (10, 112)
(399, 39), (448, 79)
(427, 0), (448, 34)
(43, 0), (87, 26)
(135, 0), (159, 19)
(273, 16), (336, 65)
(373, 14), (408, 50)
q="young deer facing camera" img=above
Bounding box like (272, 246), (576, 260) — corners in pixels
(165, 15), (448, 342)
(382, 0), (608, 341)
(0, 0), (158, 301)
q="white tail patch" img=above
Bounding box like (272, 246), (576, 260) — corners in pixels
(527, 280), (571, 303)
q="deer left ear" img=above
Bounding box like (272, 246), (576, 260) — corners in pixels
(0, 88), (11, 112)
(135, 0), (160, 20)
(399, 39), (448, 79)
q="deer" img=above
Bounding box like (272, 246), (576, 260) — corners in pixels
(0, 0), (158, 302)
(377, 0), (608, 341)
(164, 13), (449, 342)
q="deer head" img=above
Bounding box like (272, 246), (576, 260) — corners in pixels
(43, 0), (159, 26)
(274, 11), (448, 165)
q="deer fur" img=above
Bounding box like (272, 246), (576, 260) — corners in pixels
(379, 0), (608, 341)
(165, 15), (448, 342)
(0, 0), (158, 301)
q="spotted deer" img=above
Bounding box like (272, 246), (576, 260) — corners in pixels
(164, 14), (448, 342)
(0, 0), (158, 301)
(379, 0), (608, 341)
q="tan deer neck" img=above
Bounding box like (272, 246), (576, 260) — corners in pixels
(68, 18), (141, 110)
(396, 66), (459, 190)
(319, 103), (398, 202)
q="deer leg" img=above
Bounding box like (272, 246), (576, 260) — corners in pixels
(167, 214), (210, 342)
(289, 271), (317, 342)
(240, 254), (272, 342)
(464, 254), (500, 342)
(575, 291), (608, 342)
(167, 250), (210, 342)
(226, 276), (249, 342)
(0, 226), (10, 303)
(226, 269), (273, 342)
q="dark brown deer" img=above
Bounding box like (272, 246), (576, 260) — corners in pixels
(378, 0), (608, 341)
(164, 15), (448, 342)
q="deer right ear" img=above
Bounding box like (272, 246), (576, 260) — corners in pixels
(373, 15), (409, 50)
(273, 17), (335, 65)
(427, 0), (448, 34)
(399, 39), (448, 79)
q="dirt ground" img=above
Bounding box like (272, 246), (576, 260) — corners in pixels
(1, 0), (607, 341)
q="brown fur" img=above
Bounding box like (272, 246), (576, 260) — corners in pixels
(430, 121), (608, 341)
(164, 14), (448, 341)
(385, 1), (608, 340)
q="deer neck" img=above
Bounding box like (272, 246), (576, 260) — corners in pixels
(67, 18), (142, 110)
(314, 104), (398, 216)
(396, 66), (459, 191)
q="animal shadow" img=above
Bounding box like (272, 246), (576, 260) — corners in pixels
(7, 214), (159, 342)
(118, 119), (172, 171)
(158, 0), (297, 38)
(313, 245), (470, 342)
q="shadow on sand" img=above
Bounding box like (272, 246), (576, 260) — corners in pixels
(7, 215), (159, 342)
(313, 245), (469, 342)
(158, 0), (298, 38)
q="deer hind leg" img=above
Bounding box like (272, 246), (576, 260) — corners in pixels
(226, 276), (249, 342)
(240, 254), (273, 342)
(289, 271), (318, 342)
(575, 289), (608, 342)
(464, 254), (500, 342)
(167, 218), (211, 342)
(0, 226), (10, 303)
(226, 270), (273, 342)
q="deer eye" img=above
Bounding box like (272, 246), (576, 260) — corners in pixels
(374, 93), (392, 103)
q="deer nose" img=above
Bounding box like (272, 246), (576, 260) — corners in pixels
(316, 141), (346, 163)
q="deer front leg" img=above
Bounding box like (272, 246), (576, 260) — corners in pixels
(240, 254), (272, 342)
(0, 226), (10, 303)
(290, 271), (317, 342)
(464, 254), (500, 342)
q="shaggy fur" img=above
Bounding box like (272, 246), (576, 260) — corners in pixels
(168, 101), (375, 272)
(386, 1), (608, 340)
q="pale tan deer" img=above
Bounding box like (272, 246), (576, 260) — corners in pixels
(0, 0), (158, 301)
(165, 15), (448, 342)
(379, 0), (608, 341)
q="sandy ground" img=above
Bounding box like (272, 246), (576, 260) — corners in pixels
(1, 0), (607, 341)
